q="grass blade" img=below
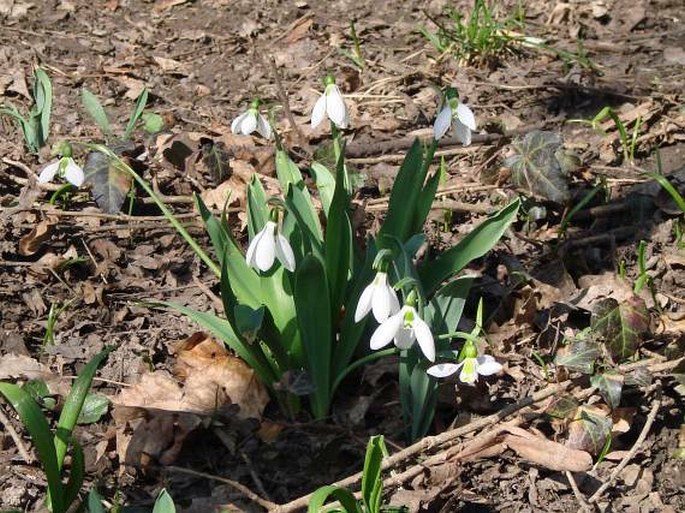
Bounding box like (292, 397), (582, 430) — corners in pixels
(81, 88), (112, 136)
(124, 88), (148, 140)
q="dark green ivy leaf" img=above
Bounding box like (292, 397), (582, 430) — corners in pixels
(590, 372), (624, 409)
(591, 295), (650, 363)
(77, 393), (110, 424)
(555, 337), (601, 374)
(567, 405), (612, 455)
(201, 138), (231, 184)
(504, 130), (577, 203)
(83, 151), (132, 214)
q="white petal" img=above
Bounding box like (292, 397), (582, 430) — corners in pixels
(388, 288), (400, 316)
(254, 223), (277, 272)
(453, 119), (472, 146)
(240, 112), (258, 135)
(456, 102), (476, 131)
(427, 362), (462, 378)
(394, 326), (415, 350)
(275, 233), (296, 271)
(311, 92), (327, 129)
(432, 105), (453, 140)
(231, 111), (250, 134)
(370, 311), (403, 350)
(245, 227), (266, 268)
(326, 85), (348, 128)
(354, 283), (375, 322)
(63, 158), (84, 187)
(38, 160), (60, 183)
(476, 355), (503, 376)
(413, 316), (435, 362)
(371, 274), (394, 322)
(256, 113), (272, 139)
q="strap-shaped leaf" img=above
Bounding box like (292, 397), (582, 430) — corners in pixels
(195, 193), (230, 264)
(295, 255), (332, 418)
(414, 156), (443, 235)
(81, 88), (111, 137)
(63, 438), (85, 509)
(308, 485), (361, 513)
(311, 162), (336, 216)
(124, 88), (148, 141)
(285, 185), (324, 257)
(429, 275), (475, 334)
(247, 175), (269, 239)
(361, 436), (387, 513)
(420, 199), (520, 295)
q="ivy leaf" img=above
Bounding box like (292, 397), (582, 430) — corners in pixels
(555, 338), (601, 374)
(504, 130), (575, 203)
(201, 138), (231, 184)
(567, 405), (612, 455)
(624, 367), (652, 387)
(590, 372), (624, 409)
(545, 394), (579, 420)
(83, 151), (132, 214)
(591, 296), (650, 362)
(77, 393), (110, 424)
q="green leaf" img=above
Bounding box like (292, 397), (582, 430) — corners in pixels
(201, 138), (231, 184)
(195, 193), (230, 264)
(275, 148), (304, 187)
(308, 486), (361, 513)
(56, 349), (110, 470)
(87, 488), (106, 513)
(285, 184), (324, 257)
(311, 162), (336, 216)
(295, 256), (332, 419)
(590, 295), (650, 362)
(234, 304), (265, 343)
(504, 130), (573, 203)
(430, 275), (475, 334)
(0, 103), (39, 153)
(0, 383), (65, 513)
(408, 363), (437, 441)
(567, 405), (612, 455)
(414, 156), (443, 234)
(152, 489), (176, 513)
(361, 436), (387, 513)
(555, 338), (601, 374)
(33, 68), (52, 147)
(590, 372), (623, 409)
(76, 393), (110, 424)
(420, 199), (520, 295)
(124, 88), (148, 140)
(247, 175), (269, 240)
(141, 111), (164, 134)
(83, 151), (132, 214)
(81, 88), (112, 136)
(63, 438), (85, 509)
(544, 394), (580, 420)
(645, 171), (685, 214)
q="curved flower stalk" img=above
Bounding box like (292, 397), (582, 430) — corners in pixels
(245, 218), (295, 272)
(433, 87), (476, 145)
(231, 99), (272, 139)
(355, 271), (400, 323)
(370, 293), (435, 362)
(311, 74), (349, 129)
(427, 340), (502, 384)
(38, 144), (84, 187)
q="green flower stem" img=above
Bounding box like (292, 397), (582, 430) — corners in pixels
(331, 122), (342, 164)
(49, 183), (73, 205)
(421, 138), (439, 178)
(436, 331), (481, 343)
(331, 347), (398, 392)
(90, 144), (221, 277)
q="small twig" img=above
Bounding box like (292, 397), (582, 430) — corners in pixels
(565, 470), (594, 513)
(588, 396), (661, 504)
(165, 465), (277, 510)
(242, 450), (273, 503)
(0, 403), (33, 464)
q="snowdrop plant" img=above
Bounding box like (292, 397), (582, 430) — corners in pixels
(311, 74), (349, 130)
(231, 98), (272, 139)
(354, 252), (400, 323)
(38, 143), (84, 187)
(245, 210), (295, 272)
(433, 87), (476, 145)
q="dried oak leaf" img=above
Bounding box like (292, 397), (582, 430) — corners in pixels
(502, 426), (592, 472)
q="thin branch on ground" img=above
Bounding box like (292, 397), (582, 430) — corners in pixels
(565, 470), (595, 513)
(0, 404), (33, 464)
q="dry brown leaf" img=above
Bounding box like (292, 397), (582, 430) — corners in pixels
(0, 353), (49, 380)
(18, 217), (56, 256)
(502, 428), (593, 472)
(152, 0), (191, 13)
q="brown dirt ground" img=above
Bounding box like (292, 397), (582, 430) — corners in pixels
(1, 0), (684, 512)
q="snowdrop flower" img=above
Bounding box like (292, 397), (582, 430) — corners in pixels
(231, 99), (272, 139)
(311, 75), (349, 129)
(433, 87), (476, 145)
(245, 220), (295, 272)
(370, 298), (435, 362)
(38, 156), (84, 187)
(354, 271), (400, 323)
(427, 341), (502, 384)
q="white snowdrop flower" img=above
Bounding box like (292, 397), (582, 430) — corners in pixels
(231, 99), (272, 139)
(427, 344), (502, 384)
(245, 221), (295, 272)
(311, 75), (349, 129)
(433, 88), (476, 145)
(354, 271), (400, 323)
(370, 304), (435, 362)
(38, 157), (84, 187)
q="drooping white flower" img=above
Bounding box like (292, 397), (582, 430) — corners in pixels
(433, 89), (476, 145)
(427, 349), (502, 385)
(245, 221), (295, 272)
(370, 305), (435, 362)
(38, 157), (84, 187)
(354, 272), (400, 323)
(311, 76), (349, 129)
(231, 100), (272, 139)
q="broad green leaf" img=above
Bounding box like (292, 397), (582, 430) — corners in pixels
(555, 338), (600, 374)
(408, 362), (437, 441)
(285, 185), (324, 257)
(81, 88), (111, 136)
(361, 436), (387, 513)
(311, 161), (336, 216)
(0, 103), (39, 153)
(152, 489), (176, 513)
(142, 111), (164, 134)
(275, 148), (304, 187)
(420, 199), (520, 295)
(504, 130), (574, 203)
(124, 88), (148, 140)
(63, 438), (85, 509)
(195, 193), (230, 263)
(430, 275), (475, 334)
(544, 394), (579, 420)
(308, 486), (361, 513)
(56, 349), (110, 470)
(567, 405), (612, 455)
(295, 256), (332, 419)
(201, 138), (231, 184)
(247, 175), (269, 239)
(76, 393), (110, 424)
(0, 383), (65, 513)
(33, 68), (52, 146)
(624, 367), (652, 387)
(590, 295), (650, 362)
(414, 157), (443, 234)
(590, 372), (623, 409)
(87, 488), (106, 513)
(83, 151), (132, 214)
(234, 304), (265, 343)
